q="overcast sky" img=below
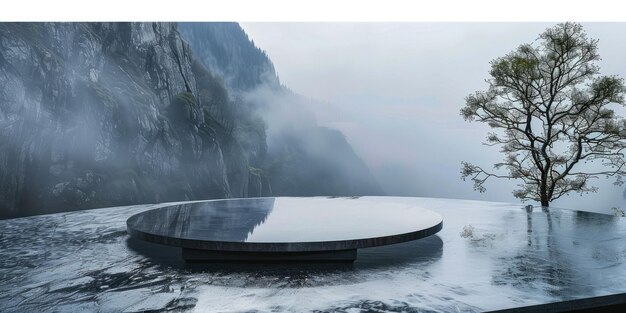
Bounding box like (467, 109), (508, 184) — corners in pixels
(241, 23), (626, 212)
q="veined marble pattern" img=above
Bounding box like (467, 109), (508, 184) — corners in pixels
(1, 197), (625, 312)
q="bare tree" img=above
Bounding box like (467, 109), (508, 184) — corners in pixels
(460, 23), (626, 207)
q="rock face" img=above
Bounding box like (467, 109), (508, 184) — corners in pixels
(0, 23), (239, 218)
(0, 22), (381, 219)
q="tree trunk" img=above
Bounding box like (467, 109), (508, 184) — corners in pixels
(540, 190), (550, 207)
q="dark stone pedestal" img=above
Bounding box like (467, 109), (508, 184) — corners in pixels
(182, 248), (357, 263)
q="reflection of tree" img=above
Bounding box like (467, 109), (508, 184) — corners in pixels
(492, 207), (595, 298)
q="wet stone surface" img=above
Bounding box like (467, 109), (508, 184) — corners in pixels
(1, 197), (625, 312)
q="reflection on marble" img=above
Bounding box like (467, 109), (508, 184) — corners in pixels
(126, 197), (443, 252)
(1, 197), (626, 312)
(128, 198), (275, 243)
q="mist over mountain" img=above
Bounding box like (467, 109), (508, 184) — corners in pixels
(0, 22), (381, 219)
(178, 22), (382, 198)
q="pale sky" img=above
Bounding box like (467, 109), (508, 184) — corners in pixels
(241, 23), (626, 212)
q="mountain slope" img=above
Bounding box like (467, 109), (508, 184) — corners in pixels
(0, 23), (249, 218)
(178, 22), (279, 93)
(179, 22), (383, 197)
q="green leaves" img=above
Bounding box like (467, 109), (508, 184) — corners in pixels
(591, 76), (625, 104)
(490, 55), (539, 79)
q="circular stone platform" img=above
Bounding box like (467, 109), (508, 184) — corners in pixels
(127, 197), (443, 262)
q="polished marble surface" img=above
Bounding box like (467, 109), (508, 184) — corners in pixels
(126, 197), (443, 252)
(1, 197), (626, 312)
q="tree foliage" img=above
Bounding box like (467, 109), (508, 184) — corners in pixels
(460, 23), (626, 206)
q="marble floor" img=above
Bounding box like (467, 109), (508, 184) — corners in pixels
(1, 197), (625, 312)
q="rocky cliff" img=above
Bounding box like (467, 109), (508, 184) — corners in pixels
(0, 23), (243, 218)
(0, 22), (381, 219)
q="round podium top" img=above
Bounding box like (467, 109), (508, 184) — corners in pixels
(127, 197), (443, 252)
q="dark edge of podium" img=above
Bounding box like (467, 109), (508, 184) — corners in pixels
(182, 248), (358, 263)
(127, 219), (443, 253)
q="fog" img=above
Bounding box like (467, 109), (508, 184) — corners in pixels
(241, 22), (626, 213)
(238, 80), (384, 196)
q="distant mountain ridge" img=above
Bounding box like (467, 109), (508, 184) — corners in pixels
(179, 22), (279, 93)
